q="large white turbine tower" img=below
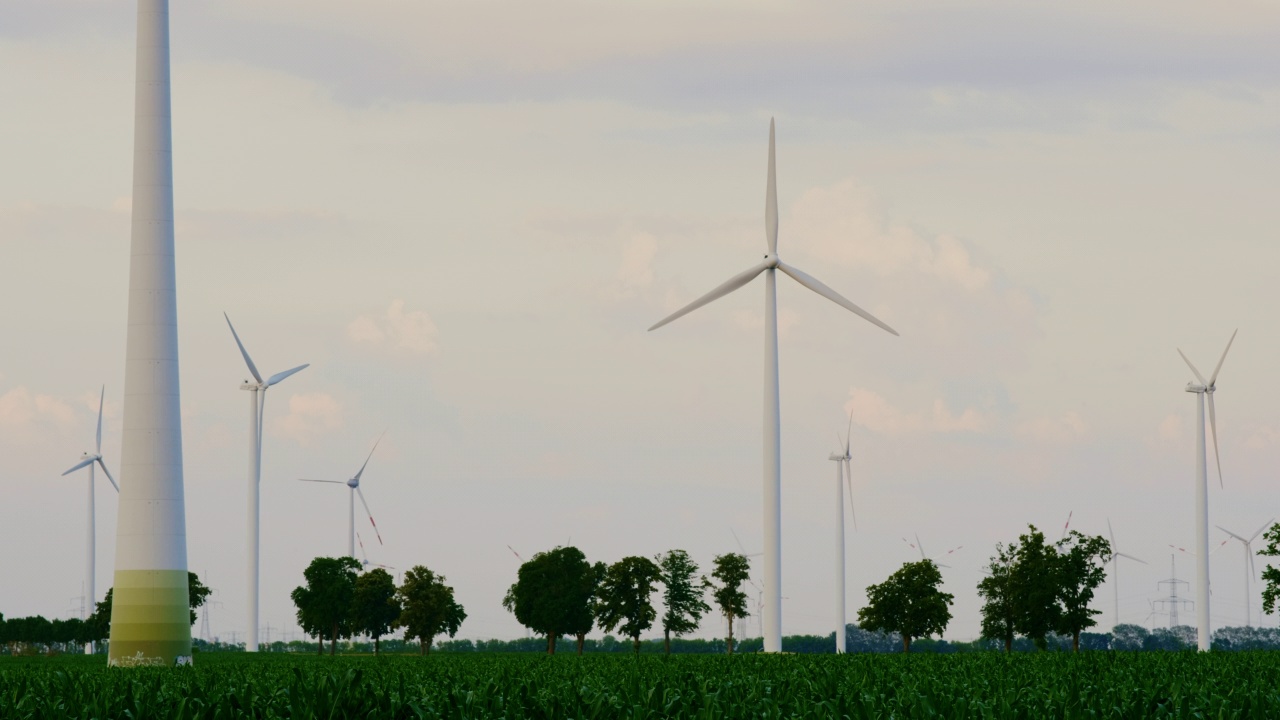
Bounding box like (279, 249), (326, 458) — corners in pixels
(1177, 329), (1236, 651)
(648, 119), (898, 652)
(1215, 519), (1273, 627)
(301, 434), (385, 559)
(108, 0), (193, 666)
(1105, 519), (1145, 631)
(827, 412), (855, 653)
(60, 387), (119, 654)
(223, 313), (308, 654)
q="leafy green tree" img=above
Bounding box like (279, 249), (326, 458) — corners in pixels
(83, 590), (112, 647)
(595, 556), (662, 654)
(977, 541), (1017, 652)
(1260, 522), (1280, 616)
(502, 546), (596, 655)
(1054, 530), (1112, 652)
(709, 553), (750, 654)
(82, 571), (211, 648)
(565, 562), (607, 655)
(1010, 525), (1060, 650)
(396, 565), (466, 655)
(291, 556), (361, 656)
(857, 559), (954, 653)
(657, 550), (711, 655)
(352, 568), (401, 656)
(187, 572), (212, 626)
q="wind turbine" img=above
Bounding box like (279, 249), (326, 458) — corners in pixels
(902, 534), (962, 568)
(730, 529), (763, 642)
(300, 434), (385, 559)
(827, 411), (856, 653)
(60, 386), (118, 655)
(1216, 519), (1273, 627)
(224, 313), (308, 654)
(1105, 519), (1146, 631)
(1177, 329), (1236, 650)
(648, 119), (898, 652)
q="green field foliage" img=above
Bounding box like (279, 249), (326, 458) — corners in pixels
(3, 651), (1280, 718)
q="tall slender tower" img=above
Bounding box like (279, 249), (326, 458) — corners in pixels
(108, 0), (192, 667)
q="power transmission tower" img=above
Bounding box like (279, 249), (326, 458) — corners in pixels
(1154, 555), (1193, 628)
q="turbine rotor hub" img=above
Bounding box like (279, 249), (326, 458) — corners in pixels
(346, 478), (358, 488)
(763, 253), (780, 268)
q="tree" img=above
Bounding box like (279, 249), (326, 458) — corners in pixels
(977, 541), (1017, 652)
(396, 565), (466, 655)
(595, 556), (662, 654)
(1260, 522), (1280, 616)
(352, 568), (401, 656)
(291, 556), (361, 656)
(857, 559), (954, 653)
(1054, 530), (1112, 652)
(709, 553), (750, 654)
(1010, 525), (1060, 650)
(83, 590), (113, 647)
(565, 562), (606, 656)
(657, 550), (711, 655)
(82, 572), (211, 648)
(502, 546), (596, 655)
(187, 572), (212, 626)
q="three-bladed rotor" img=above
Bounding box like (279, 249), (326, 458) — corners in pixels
(1178, 329), (1236, 487)
(61, 386), (118, 492)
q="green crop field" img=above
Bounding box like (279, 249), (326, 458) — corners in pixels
(2, 651), (1279, 719)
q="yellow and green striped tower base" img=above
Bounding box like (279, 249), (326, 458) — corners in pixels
(108, 0), (192, 668)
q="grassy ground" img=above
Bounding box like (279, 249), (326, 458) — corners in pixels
(2, 650), (1279, 718)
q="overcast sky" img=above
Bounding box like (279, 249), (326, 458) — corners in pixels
(3, 1), (1280, 644)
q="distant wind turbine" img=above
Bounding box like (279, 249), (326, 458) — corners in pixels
(648, 119), (898, 652)
(827, 411), (855, 653)
(300, 434), (386, 559)
(1105, 519), (1146, 631)
(1177, 329), (1236, 650)
(60, 386), (118, 655)
(1216, 519), (1274, 627)
(224, 313), (308, 654)
(902, 534), (962, 568)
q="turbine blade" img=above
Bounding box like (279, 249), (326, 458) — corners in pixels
(507, 545), (524, 562)
(647, 260), (770, 332)
(95, 386), (105, 454)
(266, 363), (309, 387)
(1116, 552), (1146, 564)
(765, 118), (778, 254)
(1177, 348), (1207, 386)
(1250, 519), (1274, 543)
(298, 478), (345, 484)
(1216, 525), (1248, 543)
(354, 431), (386, 483)
(1107, 517), (1115, 545)
(1062, 510), (1073, 539)
(356, 486), (382, 544)
(844, 408), (854, 455)
(96, 459), (119, 492)
(916, 533), (926, 559)
(62, 456), (96, 476)
(844, 458), (857, 532)
(1207, 392), (1223, 488)
(731, 528), (748, 554)
(224, 313), (264, 385)
(1208, 328), (1237, 385)
(776, 261), (899, 336)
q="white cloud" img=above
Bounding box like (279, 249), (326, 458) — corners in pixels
(789, 180), (991, 291)
(1158, 414), (1184, 443)
(347, 300), (439, 356)
(843, 387), (986, 435)
(0, 386), (78, 438)
(616, 232), (657, 291)
(1017, 411), (1089, 444)
(272, 392), (343, 446)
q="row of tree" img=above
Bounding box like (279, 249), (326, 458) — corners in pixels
(290, 557), (465, 655)
(0, 573), (210, 655)
(502, 548), (753, 655)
